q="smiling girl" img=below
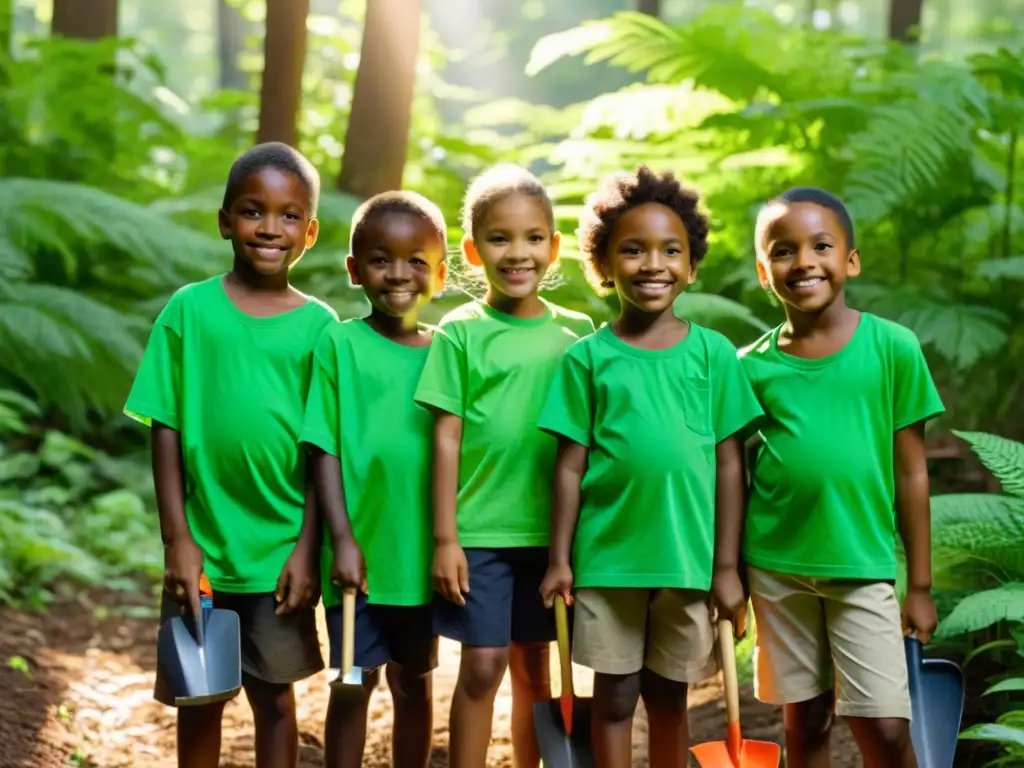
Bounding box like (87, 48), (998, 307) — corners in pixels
(538, 165), (764, 768)
(413, 164), (595, 768)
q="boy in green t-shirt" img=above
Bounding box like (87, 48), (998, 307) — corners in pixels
(739, 186), (944, 767)
(414, 164), (595, 768)
(299, 191), (449, 768)
(539, 166), (764, 768)
(124, 143), (337, 768)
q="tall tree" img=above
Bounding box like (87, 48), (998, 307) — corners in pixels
(888, 0), (924, 42)
(338, 0), (422, 198)
(637, 0), (660, 16)
(256, 0), (310, 147)
(218, 0), (250, 91)
(51, 0), (118, 39)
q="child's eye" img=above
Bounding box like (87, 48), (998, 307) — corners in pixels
(771, 247), (792, 259)
(284, 213), (300, 220)
(815, 242), (832, 251)
(528, 234), (545, 244)
(411, 258), (427, 266)
(370, 256), (387, 265)
(242, 209), (259, 217)
(666, 248), (681, 256)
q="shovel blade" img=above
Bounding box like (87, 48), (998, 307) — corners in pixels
(691, 738), (782, 768)
(157, 608), (242, 707)
(533, 697), (594, 768)
(328, 666), (366, 695)
(906, 638), (964, 768)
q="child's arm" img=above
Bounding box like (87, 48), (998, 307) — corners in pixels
(712, 434), (748, 636)
(309, 447), (365, 591)
(540, 437), (586, 608)
(431, 411), (469, 606)
(895, 421), (937, 642)
(153, 421), (203, 619)
(274, 461), (325, 615)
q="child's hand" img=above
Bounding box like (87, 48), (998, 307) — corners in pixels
(711, 566), (747, 638)
(539, 564), (574, 609)
(164, 534), (204, 620)
(330, 536), (366, 594)
(902, 587), (938, 644)
(275, 541), (319, 615)
(432, 541), (469, 606)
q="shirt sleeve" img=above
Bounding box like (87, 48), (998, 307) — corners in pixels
(123, 295), (183, 430)
(892, 329), (945, 431)
(538, 347), (592, 447)
(712, 336), (765, 443)
(299, 330), (341, 456)
(414, 327), (467, 417)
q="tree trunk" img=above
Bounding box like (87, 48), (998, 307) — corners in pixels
(51, 0), (118, 39)
(338, 0), (422, 198)
(217, 0), (250, 90)
(888, 0), (924, 42)
(637, 0), (660, 16)
(256, 0), (310, 147)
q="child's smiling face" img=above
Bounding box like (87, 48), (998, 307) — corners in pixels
(603, 202), (696, 314)
(219, 167), (318, 275)
(756, 201), (860, 314)
(464, 193), (560, 301)
(347, 212), (447, 318)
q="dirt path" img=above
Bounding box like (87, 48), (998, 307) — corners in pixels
(1, 586), (863, 768)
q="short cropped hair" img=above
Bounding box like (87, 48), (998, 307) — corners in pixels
(222, 142), (321, 216)
(577, 165), (710, 292)
(349, 190), (448, 256)
(461, 163), (555, 238)
(757, 186), (855, 251)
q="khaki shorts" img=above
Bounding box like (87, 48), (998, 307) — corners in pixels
(749, 567), (910, 720)
(572, 587), (718, 683)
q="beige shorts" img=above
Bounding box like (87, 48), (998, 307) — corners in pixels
(749, 566), (910, 720)
(572, 587), (718, 683)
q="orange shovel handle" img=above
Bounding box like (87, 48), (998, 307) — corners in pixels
(555, 596), (574, 735)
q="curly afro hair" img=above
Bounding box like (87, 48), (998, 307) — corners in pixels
(577, 165), (710, 294)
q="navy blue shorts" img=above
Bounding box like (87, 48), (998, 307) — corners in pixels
(326, 592), (438, 674)
(432, 546), (561, 647)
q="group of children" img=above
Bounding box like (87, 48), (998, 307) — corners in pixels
(125, 141), (944, 768)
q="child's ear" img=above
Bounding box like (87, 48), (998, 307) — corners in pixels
(345, 254), (362, 286)
(755, 258), (770, 290)
(847, 249), (862, 278)
(462, 234), (482, 267)
(687, 263), (698, 285)
(305, 218), (320, 249)
(550, 231), (562, 264)
(435, 260), (449, 293)
(218, 208), (231, 240)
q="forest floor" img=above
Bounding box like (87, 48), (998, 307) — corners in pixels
(0, 585), (866, 768)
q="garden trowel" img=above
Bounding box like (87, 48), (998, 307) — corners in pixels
(156, 574), (242, 707)
(329, 587), (365, 696)
(905, 635), (964, 768)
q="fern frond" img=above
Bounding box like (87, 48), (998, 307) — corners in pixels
(931, 494), (1024, 577)
(936, 582), (1024, 638)
(954, 431), (1024, 498)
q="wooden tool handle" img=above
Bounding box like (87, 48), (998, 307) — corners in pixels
(555, 596), (573, 698)
(342, 588), (356, 673)
(718, 619), (740, 726)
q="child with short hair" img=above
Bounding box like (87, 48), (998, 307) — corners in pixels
(414, 163), (595, 768)
(299, 190), (449, 768)
(124, 142), (337, 768)
(740, 186), (943, 768)
(539, 166), (764, 768)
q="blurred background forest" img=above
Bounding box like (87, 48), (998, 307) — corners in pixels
(3, 0), (1024, 765)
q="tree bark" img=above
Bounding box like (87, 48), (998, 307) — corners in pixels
(888, 0), (924, 42)
(637, 0), (660, 16)
(256, 0), (310, 147)
(338, 0), (422, 198)
(51, 0), (118, 39)
(217, 0), (250, 90)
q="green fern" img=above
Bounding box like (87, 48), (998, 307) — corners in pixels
(931, 494), (1024, 579)
(954, 431), (1024, 498)
(937, 582), (1024, 638)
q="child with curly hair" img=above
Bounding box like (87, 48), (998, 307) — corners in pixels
(539, 166), (764, 768)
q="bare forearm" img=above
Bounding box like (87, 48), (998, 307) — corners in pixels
(714, 435), (746, 572)
(297, 458), (323, 550)
(550, 440), (586, 566)
(152, 422), (191, 544)
(432, 412), (463, 545)
(895, 424), (932, 591)
(310, 449), (354, 544)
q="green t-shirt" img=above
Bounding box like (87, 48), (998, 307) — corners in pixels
(739, 313), (945, 580)
(299, 319), (434, 608)
(123, 275), (338, 593)
(538, 324), (765, 590)
(413, 299), (595, 548)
